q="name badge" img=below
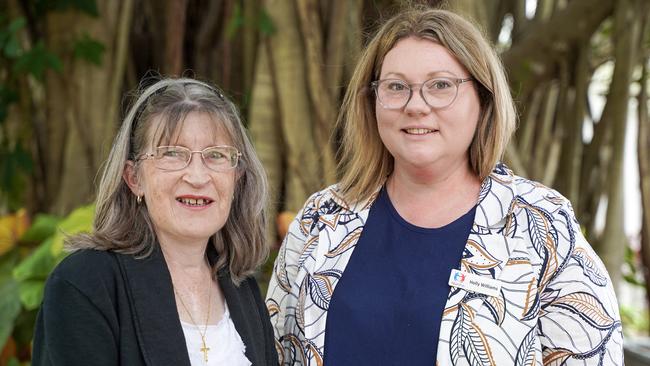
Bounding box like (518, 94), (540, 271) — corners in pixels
(448, 269), (502, 297)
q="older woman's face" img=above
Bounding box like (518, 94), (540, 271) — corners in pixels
(126, 112), (237, 247)
(375, 36), (480, 173)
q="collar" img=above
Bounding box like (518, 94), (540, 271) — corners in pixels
(326, 163), (517, 229)
(117, 245), (190, 366)
(117, 244), (264, 366)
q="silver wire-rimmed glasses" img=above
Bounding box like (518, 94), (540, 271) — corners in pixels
(370, 75), (473, 110)
(138, 145), (242, 172)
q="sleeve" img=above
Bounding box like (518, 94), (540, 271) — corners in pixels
(265, 202), (311, 365)
(537, 202), (624, 365)
(32, 274), (118, 366)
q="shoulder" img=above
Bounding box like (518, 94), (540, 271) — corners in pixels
(52, 249), (118, 278)
(509, 173), (577, 218)
(298, 183), (379, 217)
(47, 249), (121, 295)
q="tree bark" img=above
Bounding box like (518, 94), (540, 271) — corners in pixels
(264, 0), (321, 211)
(596, 0), (642, 286)
(163, 0), (188, 76)
(555, 44), (589, 205)
(295, 0), (336, 185)
(249, 39), (283, 246)
(503, 0), (614, 96)
(44, 1), (133, 214)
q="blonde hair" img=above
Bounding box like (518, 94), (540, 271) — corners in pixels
(68, 77), (269, 285)
(337, 8), (516, 203)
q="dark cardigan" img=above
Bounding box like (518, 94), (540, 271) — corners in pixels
(32, 246), (278, 366)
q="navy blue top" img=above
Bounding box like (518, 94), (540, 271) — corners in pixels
(324, 187), (476, 366)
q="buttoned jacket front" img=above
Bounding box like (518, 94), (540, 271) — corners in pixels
(266, 165), (623, 365)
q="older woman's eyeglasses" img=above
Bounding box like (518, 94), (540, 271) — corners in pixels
(138, 145), (242, 172)
(371, 76), (473, 110)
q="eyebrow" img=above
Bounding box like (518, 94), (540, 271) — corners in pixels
(381, 70), (459, 79)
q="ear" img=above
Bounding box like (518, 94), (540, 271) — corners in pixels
(123, 160), (143, 196)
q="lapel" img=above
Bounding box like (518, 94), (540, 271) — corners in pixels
(214, 262), (264, 365)
(116, 246), (191, 366)
(446, 165), (526, 313)
(300, 186), (377, 343)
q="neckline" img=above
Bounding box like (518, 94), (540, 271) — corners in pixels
(379, 186), (477, 233)
(180, 301), (229, 328)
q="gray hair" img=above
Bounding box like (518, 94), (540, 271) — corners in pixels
(68, 77), (269, 284)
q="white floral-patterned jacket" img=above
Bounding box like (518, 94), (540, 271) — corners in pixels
(266, 164), (623, 365)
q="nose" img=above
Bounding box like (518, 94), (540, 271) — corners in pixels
(403, 87), (431, 115)
(182, 152), (211, 186)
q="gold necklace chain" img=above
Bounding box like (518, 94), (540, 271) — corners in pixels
(173, 273), (213, 364)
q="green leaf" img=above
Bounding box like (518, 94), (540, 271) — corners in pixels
(12, 238), (58, 282)
(7, 357), (20, 366)
(0, 276), (21, 350)
(13, 204), (93, 283)
(225, 3), (244, 39)
(2, 18), (26, 58)
(11, 308), (37, 346)
(0, 248), (19, 276)
(73, 34), (105, 66)
(20, 214), (61, 243)
(50, 204), (94, 256)
(258, 8), (276, 36)
(18, 280), (45, 310)
(13, 41), (63, 80)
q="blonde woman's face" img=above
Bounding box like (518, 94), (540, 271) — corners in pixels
(375, 37), (480, 173)
(124, 112), (237, 248)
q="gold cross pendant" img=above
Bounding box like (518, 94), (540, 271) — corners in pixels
(200, 337), (210, 363)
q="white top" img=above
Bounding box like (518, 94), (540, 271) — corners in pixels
(180, 303), (251, 366)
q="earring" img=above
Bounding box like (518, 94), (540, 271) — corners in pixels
(136, 195), (143, 204)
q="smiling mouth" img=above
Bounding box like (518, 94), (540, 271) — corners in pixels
(176, 197), (214, 206)
(403, 128), (437, 135)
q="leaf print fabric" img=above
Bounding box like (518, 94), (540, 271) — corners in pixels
(266, 164), (623, 365)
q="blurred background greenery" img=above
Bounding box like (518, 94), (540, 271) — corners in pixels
(1, 0), (649, 364)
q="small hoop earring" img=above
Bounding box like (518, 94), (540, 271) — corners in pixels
(136, 195), (143, 204)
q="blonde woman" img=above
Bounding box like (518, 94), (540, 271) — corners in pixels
(266, 8), (623, 366)
(33, 78), (278, 366)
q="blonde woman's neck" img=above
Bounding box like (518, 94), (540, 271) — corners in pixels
(386, 159), (480, 228)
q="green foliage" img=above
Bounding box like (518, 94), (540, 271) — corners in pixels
(0, 250), (27, 353)
(0, 143), (32, 212)
(620, 305), (650, 336)
(35, 0), (99, 17)
(0, 204), (94, 357)
(12, 41), (63, 80)
(225, 4), (275, 40)
(20, 214), (61, 244)
(225, 3), (245, 39)
(258, 8), (276, 36)
(73, 33), (105, 66)
(623, 245), (645, 288)
(0, 18), (26, 59)
(0, 6), (104, 211)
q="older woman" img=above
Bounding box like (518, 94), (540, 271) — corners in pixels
(266, 8), (623, 366)
(33, 78), (278, 366)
